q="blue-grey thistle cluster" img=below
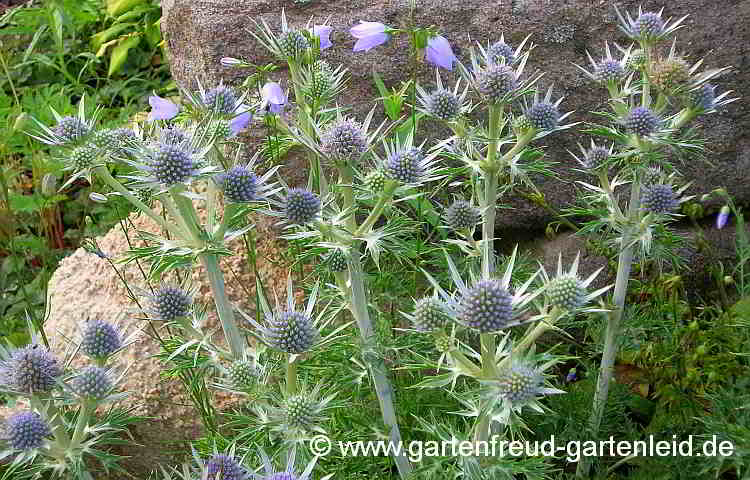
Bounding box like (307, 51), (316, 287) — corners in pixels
(285, 395), (315, 429)
(5, 411), (50, 450)
(364, 169), (387, 192)
(160, 127), (189, 145)
(92, 128), (136, 157)
(425, 89), (461, 121)
(325, 250), (347, 273)
(546, 275), (586, 311)
(70, 144), (99, 170)
(279, 30), (310, 57)
(53, 116), (88, 143)
(81, 320), (121, 359)
(457, 280), (514, 333)
(641, 184), (679, 214)
(150, 144), (196, 185)
(152, 285), (192, 321)
(584, 146), (610, 170)
(634, 12), (665, 37)
(320, 119), (368, 161)
(0, 345), (62, 394)
(73, 366), (111, 398)
(310, 60), (334, 98)
(227, 360), (257, 390)
(206, 454), (246, 480)
(498, 363), (544, 404)
(689, 84), (716, 110)
(624, 106), (660, 136)
(385, 147), (424, 184)
(285, 188), (320, 225)
(267, 311), (319, 354)
(526, 101), (560, 130)
(412, 297), (448, 332)
(487, 40), (515, 64)
(203, 86), (238, 114)
(650, 57), (690, 91)
(476, 65), (518, 103)
(218, 166), (258, 203)
(595, 59), (625, 83)
(445, 200), (481, 231)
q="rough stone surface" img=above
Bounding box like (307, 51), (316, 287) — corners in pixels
(163, 0), (749, 231)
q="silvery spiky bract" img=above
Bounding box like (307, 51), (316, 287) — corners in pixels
(6, 411), (50, 450)
(526, 101), (560, 130)
(285, 395), (315, 429)
(445, 200), (481, 231)
(73, 366), (111, 398)
(584, 146), (610, 170)
(160, 126), (189, 145)
(476, 64), (517, 103)
(641, 183), (679, 214)
(690, 83), (716, 110)
(203, 86), (239, 114)
(634, 12), (665, 36)
(268, 474), (297, 480)
(364, 169), (387, 192)
(152, 285), (192, 321)
(457, 280), (514, 333)
(279, 30), (310, 57)
(425, 89), (461, 121)
(546, 275), (587, 311)
(53, 116), (88, 143)
(498, 363), (544, 404)
(412, 297), (449, 332)
(650, 57), (690, 91)
(487, 40), (515, 64)
(267, 310), (319, 354)
(325, 250), (347, 273)
(70, 144), (99, 170)
(81, 319), (121, 359)
(385, 147), (424, 183)
(595, 59), (625, 83)
(624, 106), (660, 136)
(206, 454), (246, 480)
(227, 360), (257, 390)
(218, 166), (258, 203)
(0, 345), (62, 394)
(285, 188), (320, 225)
(320, 119), (367, 161)
(150, 144), (197, 185)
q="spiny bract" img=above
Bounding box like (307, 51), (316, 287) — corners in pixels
(279, 30), (310, 57)
(285, 188), (320, 225)
(268, 311), (319, 354)
(325, 250), (347, 273)
(6, 411), (50, 450)
(546, 275), (587, 311)
(227, 361), (257, 390)
(641, 183), (679, 214)
(526, 101), (560, 130)
(624, 106), (660, 136)
(457, 280), (514, 333)
(0, 345), (62, 394)
(285, 394), (315, 429)
(206, 454), (246, 480)
(445, 200), (481, 231)
(385, 147), (424, 183)
(487, 40), (515, 64)
(412, 297), (449, 332)
(203, 86), (238, 114)
(160, 127), (189, 145)
(498, 363), (544, 404)
(426, 89), (461, 121)
(70, 144), (99, 170)
(53, 116), (88, 143)
(81, 320), (121, 359)
(476, 64), (518, 103)
(150, 144), (196, 185)
(218, 166), (258, 203)
(320, 119), (367, 161)
(153, 285), (192, 321)
(73, 366), (111, 398)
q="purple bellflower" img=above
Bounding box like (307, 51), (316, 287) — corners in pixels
(312, 25), (333, 50)
(230, 107), (253, 136)
(351, 21), (390, 52)
(716, 205), (731, 229)
(148, 95), (179, 121)
(426, 35), (456, 70)
(262, 82), (287, 114)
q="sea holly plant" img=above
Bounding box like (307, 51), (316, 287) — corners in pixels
(0, 320), (138, 479)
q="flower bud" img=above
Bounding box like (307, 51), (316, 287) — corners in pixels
(89, 192), (108, 204)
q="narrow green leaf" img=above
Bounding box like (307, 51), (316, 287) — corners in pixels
(108, 35), (141, 76)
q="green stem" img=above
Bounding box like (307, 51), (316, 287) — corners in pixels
(286, 356), (298, 396)
(170, 186), (204, 245)
(69, 400), (95, 452)
(355, 181), (398, 236)
(31, 396), (70, 450)
(448, 348), (482, 378)
(200, 254), (244, 359)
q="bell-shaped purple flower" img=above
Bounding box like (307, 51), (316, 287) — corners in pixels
(716, 206), (731, 229)
(148, 95), (179, 121)
(425, 35), (456, 71)
(351, 21), (390, 52)
(261, 82), (286, 114)
(230, 105), (253, 136)
(312, 25), (333, 50)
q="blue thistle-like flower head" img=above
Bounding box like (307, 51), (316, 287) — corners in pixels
(487, 40), (515, 64)
(151, 285), (192, 321)
(285, 395), (316, 430)
(285, 188), (320, 225)
(81, 320), (122, 359)
(53, 116), (89, 143)
(70, 144), (100, 171)
(634, 12), (665, 37)
(0, 345), (62, 394)
(385, 147), (424, 184)
(546, 275), (587, 311)
(279, 30), (310, 57)
(584, 146), (610, 170)
(624, 106), (660, 136)
(324, 250), (348, 273)
(498, 363), (545, 405)
(73, 366), (112, 398)
(689, 83), (716, 110)
(457, 280), (514, 333)
(267, 310), (320, 354)
(206, 454), (246, 480)
(5, 411), (50, 450)
(595, 59), (625, 83)
(641, 183), (679, 214)
(320, 119), (368, 162)
(364, 169), (387, 193)
(411, 297), (449, 332)
(525, 101), (560, 130)
(217, 166), (259, 203)
(203, 86), (239, 114)
(149, 144), (198, 186)
(445, 200), (481, 231)
(476, 64), (518, 103)
(425, 89), (461, 121)
(227, 360), (258, 390)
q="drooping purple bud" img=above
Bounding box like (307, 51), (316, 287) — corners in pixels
(425, 35), (456, 71)
(220, 57), (243, 67)
(147, 95), (179, 121)
(716, 206), (731, 229)
(312, 25), (334, 50)
(230, 106), (253, 136)
(261, 82), (286, 114)
(350, 21), (390, 52)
